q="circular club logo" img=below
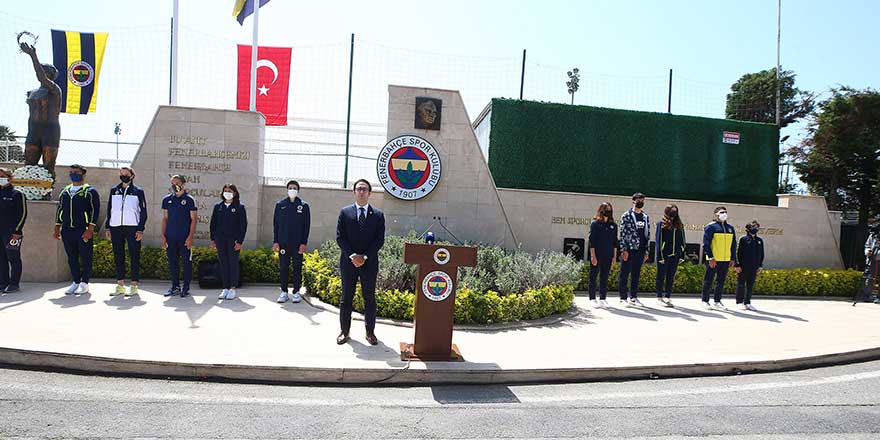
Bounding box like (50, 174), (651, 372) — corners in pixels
(422, 271), (453, 302)
(67, 61), (95, 87)
(433, 248), (450, 265)
(377, 135), (441, 200)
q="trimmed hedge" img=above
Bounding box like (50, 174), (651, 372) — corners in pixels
(576, 261), (863, 297)
(91, 239), (576, 324)
(301, 251), (574, 324)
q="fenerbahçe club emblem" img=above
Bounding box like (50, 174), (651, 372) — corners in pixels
(67, 60), (95, 87)
(377, 135), (441, 200)
(422, 270), (453, 302)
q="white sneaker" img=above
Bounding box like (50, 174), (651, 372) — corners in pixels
(226, 289), (236, 300)
(620, 299), (628, 307)
(714, 301), (728, 311)
(599, 299), (609, 308)
(656, 298), (666, 307)
(75, 283), (89, 294)
(746, 304), (757, 311)
(291, 292), (302, 303)
(590, 299), (599, 307)
(626, 299), (635, 308)
(65, 282), (78, 295)
(739, 303), (749, 311)
(632, 298), (644, 307)
(218, 289), (229, 300)
(702, 301), (712, 310)
(276, 290), (289, 303)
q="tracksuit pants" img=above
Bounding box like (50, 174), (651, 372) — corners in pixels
(110, 226), (141, 282)
(279, 246), (303, 293)
(166, 237), (192, 290)
(61, 228), (93, 284)
(736, 268), (758, 305)
(701, 261), (730, 303)
(656, 256), (680, 298)
(215, 238), (240, 290)
(588, 257), (612, 300)
(0, 232), (23, 287)
(619, 249), (646, 300)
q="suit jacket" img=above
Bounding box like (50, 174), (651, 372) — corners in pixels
(336, 204), (385, 266)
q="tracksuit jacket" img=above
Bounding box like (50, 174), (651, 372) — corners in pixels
(619, 209), (650, 251)
(702, 221), (737, 263)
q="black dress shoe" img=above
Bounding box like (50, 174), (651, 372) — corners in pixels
(336, 333), (350, 345)
(365, 333), (378, 346)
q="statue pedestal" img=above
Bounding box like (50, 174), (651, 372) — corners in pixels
(21, 200), (69, 283)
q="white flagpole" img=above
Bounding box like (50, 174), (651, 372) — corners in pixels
(249, 0), (260, 111)
(170, 0), (179, 105)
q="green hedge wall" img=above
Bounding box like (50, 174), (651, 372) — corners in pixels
(576, 262), (863, 297)
(484, 99), (780, 205)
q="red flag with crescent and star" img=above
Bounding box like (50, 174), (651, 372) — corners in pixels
(236, 44), (291, 126)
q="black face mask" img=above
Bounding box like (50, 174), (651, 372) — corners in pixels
(603, 210), (613, 218)
(634, 201), (645, 209)
(669, 211), (678, 218)
(748, 228), (758, 235)
(120, 175), (132, 184)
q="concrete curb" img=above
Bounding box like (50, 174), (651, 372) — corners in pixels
(2, 345), (879, 386)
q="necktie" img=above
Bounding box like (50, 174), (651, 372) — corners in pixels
(358, 207), (366, 230)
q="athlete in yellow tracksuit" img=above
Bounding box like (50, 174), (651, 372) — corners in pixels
(701, 206), (737, 309)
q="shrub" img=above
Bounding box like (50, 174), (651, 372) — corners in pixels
(576, 261), (862, 297)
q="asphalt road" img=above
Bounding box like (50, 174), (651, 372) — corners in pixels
(2, 360), (880, 439)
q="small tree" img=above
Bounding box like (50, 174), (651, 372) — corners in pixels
(726, 67), (814, 127)
(0, 125), (24, 163)
(566, 68), (580, 105)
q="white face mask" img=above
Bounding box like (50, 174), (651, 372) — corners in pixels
(223, 191), (234, 201)
(0, 178), (8, 186)
(718, 212), (729, 222)
(287, 189), (298, 199)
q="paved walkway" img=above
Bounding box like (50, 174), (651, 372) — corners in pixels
(1, 281), (879, 383)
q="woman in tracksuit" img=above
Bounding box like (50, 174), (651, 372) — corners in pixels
(655, 204), (686, 308)
(210, 184), (248, 300)
(587, 202), (618, 308)
(735, 220), (764, 311)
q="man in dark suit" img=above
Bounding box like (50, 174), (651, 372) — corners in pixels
(336, 179), (385, 345)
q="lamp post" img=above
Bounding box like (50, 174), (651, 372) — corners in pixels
(114, 122), (121, 165)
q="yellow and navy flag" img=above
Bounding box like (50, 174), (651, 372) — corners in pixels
(234, 0), (271, 25)
(50, 30), (108, 114)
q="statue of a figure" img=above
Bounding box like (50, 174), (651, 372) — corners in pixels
(20, 41), (61, 178)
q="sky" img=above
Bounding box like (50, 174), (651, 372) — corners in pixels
(2, 0), (878, 184)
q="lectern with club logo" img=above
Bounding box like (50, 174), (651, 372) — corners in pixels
(401, 243), (477, 361)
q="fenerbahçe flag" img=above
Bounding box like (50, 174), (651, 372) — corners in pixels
(51, 30), (108, 114)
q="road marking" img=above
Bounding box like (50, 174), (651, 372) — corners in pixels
(1, 368), (880, 407)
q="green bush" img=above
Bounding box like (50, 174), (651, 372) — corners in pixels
(305, 243), (575, 324)
(576, 261), (862, 297)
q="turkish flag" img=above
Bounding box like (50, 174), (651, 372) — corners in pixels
(237, 44), (291, 126)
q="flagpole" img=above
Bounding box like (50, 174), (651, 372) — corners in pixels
(170, 0), (179, 105)
(249, 0), (260, 112)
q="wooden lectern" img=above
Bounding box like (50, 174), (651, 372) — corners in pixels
(401, 243), (477, 361)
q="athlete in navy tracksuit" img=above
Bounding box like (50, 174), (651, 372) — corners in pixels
(735, 221), (765, 310)
(210, 184), (248, 300)
(0, 168), (27, 293)
(273, 180), (311, 303)
(162, 175), (197, 297)
(53, 165), (100, 295)
(587, 202), (617, 305)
